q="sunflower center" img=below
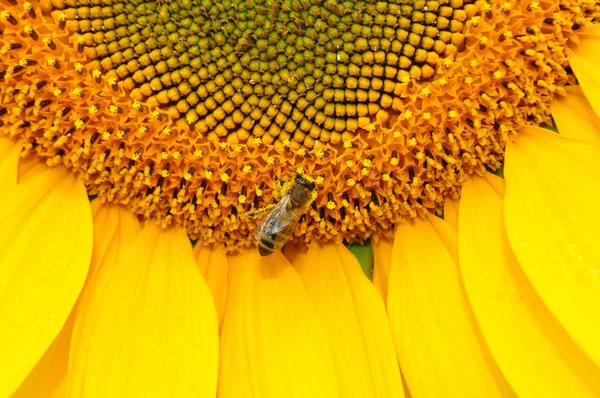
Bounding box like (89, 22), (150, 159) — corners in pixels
(54, 0), (470, 149)
(0, 0), (597, 250)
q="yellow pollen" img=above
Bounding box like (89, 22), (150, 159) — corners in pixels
(448, 109), (458, 118)
(242, 165), (252, 173)
(204, 171), (213, 179)
(362, 159), (372, 167)
(423, 112), (432, 120)
(346, 159), (355, 167)
(92, 69), (101, 79)
(266, 157), (275, 165)
(220, 173), (230, 183)
(346, 178), (356, 187)
(238, 195), (247, 204)
(327, 201), (336, 210)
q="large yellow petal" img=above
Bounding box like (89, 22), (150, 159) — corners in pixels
(219, 250), (339, 397)
(11, 313), (74, 398)
(551, 86), (600, 144)
(18, 154), (50, 183)
(195, 244), (229, 330)
(290, 243), (404, 398)
(460, 174), (600, 397)
(569, 27), (600, 117)
(0, 137), (20, 192)
(443, 197), (459, 231)
(504, 125), (600, 367)
(387, 218), (514, 398)
(68, 224), (218, 397)
(372, 237), (393, 301)
(0, 169), (93, 397)
(13, 203), (140, 398)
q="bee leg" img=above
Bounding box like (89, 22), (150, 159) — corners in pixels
(273, 175), (283, 201)
(247, 203), (275, 218)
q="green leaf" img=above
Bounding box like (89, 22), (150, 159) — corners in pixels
(347, 241), (374, 280)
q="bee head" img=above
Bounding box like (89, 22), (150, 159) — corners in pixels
(295, 174), (316, 191)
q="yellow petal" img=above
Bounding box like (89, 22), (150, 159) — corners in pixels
(195, 244), (229, 330)
(13, 203), (140, 398)
(387, 218), (514, 398)
(68, 225), (218, 397)
(504, 125), (600, 367)
(551, 86), (600, 143)
(569, 28), (600, 117)
(219, 250), (339, 398)
(427, 212), (458, 263)
(443, 197), (459, 231)
(0, 169), (93, 397)
(460, 174), (600, 397)
(290, 243), (404, 398)
(0, 137), (20, 192)
(11, 313), (74, 398)
(18, 154), (50, 183)
(372, 237), (393, 301)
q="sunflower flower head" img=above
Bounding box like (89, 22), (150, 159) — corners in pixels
(0, 0), (599, 250)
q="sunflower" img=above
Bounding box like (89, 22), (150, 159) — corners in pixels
(1, 0), (600, 395)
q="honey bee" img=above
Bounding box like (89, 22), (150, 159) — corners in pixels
(254, 174), (316, 256)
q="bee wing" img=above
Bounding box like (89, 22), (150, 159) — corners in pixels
(254, 191), (304, 240)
